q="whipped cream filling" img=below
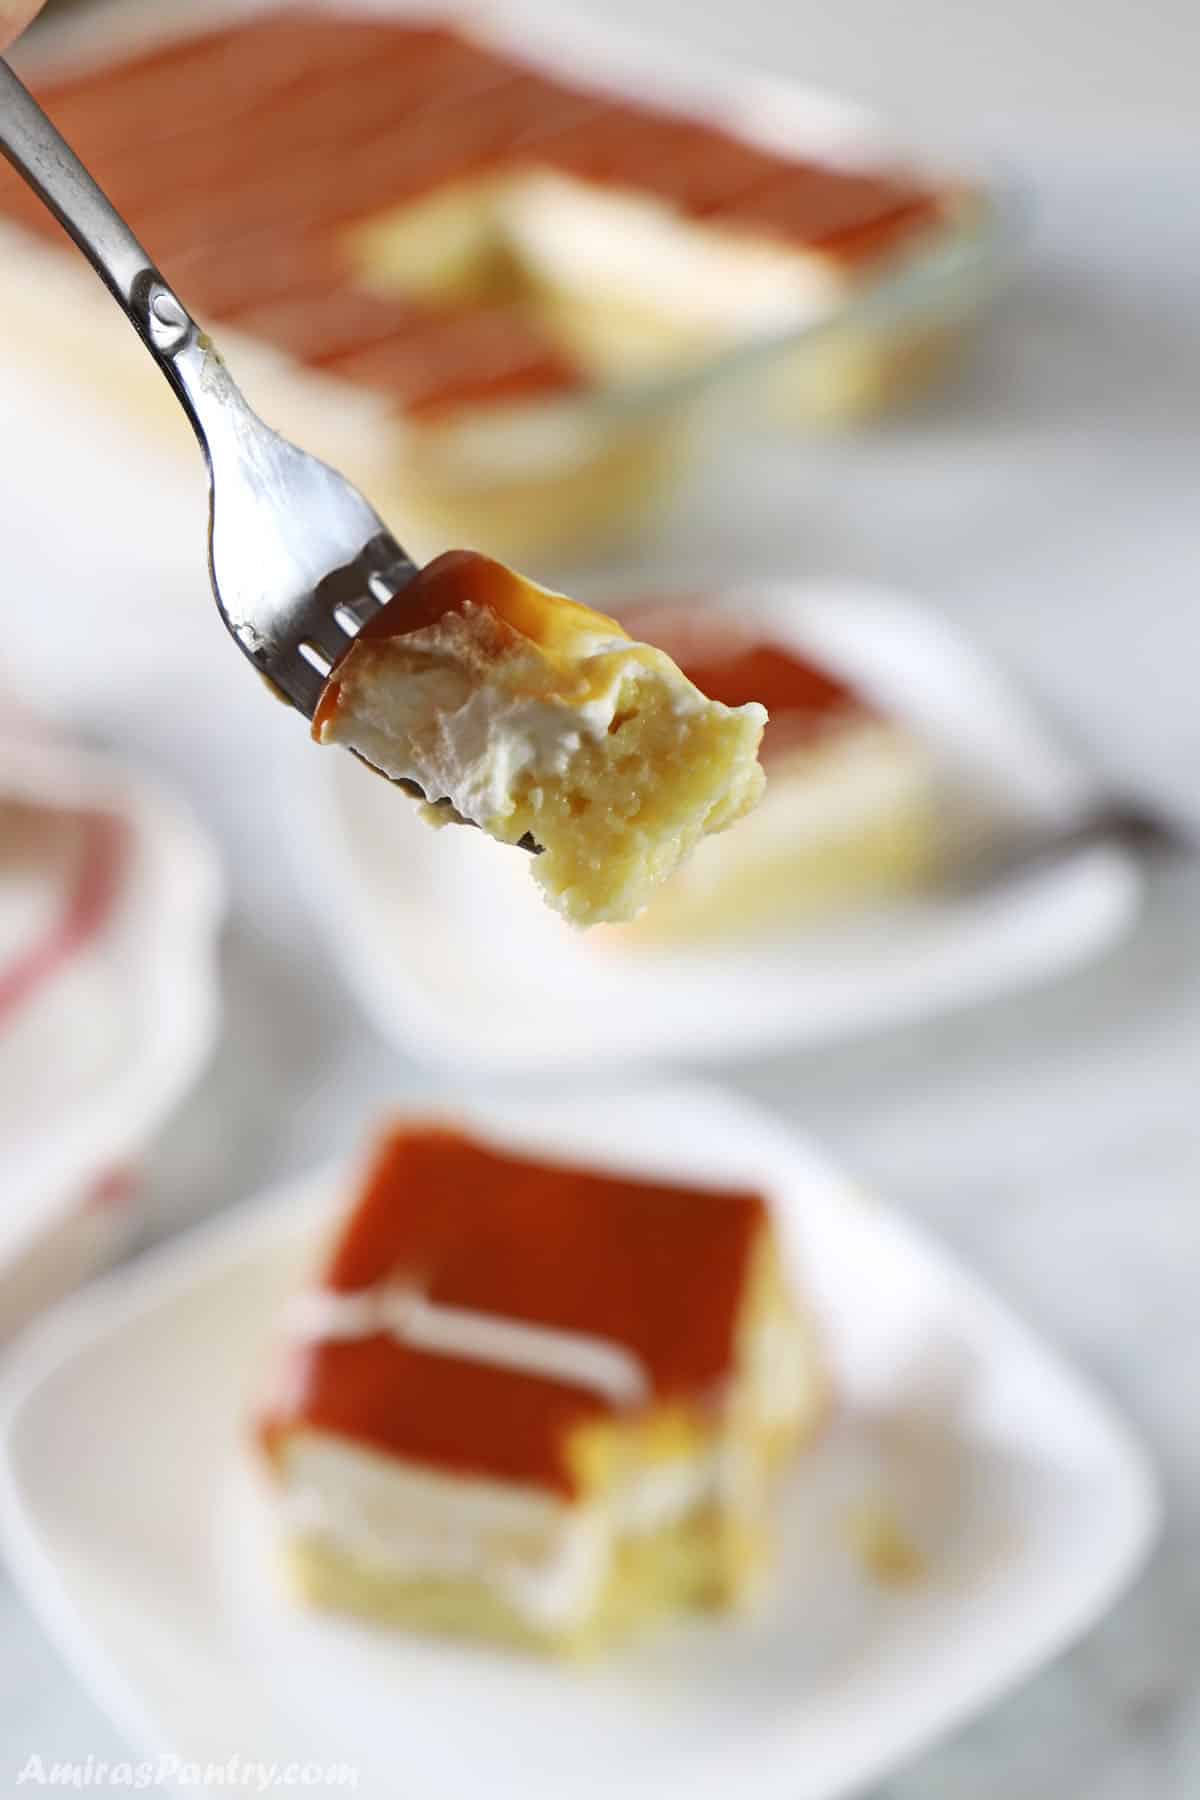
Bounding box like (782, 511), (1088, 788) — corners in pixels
(499, 169), (847, 337)
(287, 1281), (649, 1409)
(322, 606), (703, 832)
(746, 1318), (822, 1429)
(416, 391), (623, 482)
(280, 1433), (745, 1633)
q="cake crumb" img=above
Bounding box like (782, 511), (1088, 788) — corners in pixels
(842, 1499), (926, 1586)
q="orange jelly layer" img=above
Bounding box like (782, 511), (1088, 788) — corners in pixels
(1, 9), (950, 419)
(260, 1124), (766, 1496)
(312, 550), (627, 737)
(618, 603), (871, 758)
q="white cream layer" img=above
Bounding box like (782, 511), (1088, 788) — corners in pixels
(288, 1279), (809, 1435)
(746, 1318), (822, 1429)
(323, 606), (705, 831)
(286, 1283), (649, 1409)
(280, 1432), (746, 1634)
(498, 169), (847, 337)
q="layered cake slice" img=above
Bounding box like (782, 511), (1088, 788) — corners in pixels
(257, 1121), (825, 1654)
(313, 553), (766, 926)
(606, 602), (937, 940)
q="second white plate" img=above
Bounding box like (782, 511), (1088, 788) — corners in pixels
(309, 582), (1143, 1076)
(0, 730), (223, 1332)
(0, 1085), (1157, 1800)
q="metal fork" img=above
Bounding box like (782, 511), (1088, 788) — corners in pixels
(938, 796), (1185, 898)
(0, 56), (417, 720)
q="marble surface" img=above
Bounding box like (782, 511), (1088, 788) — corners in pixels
(0, 28), (1199, 1800)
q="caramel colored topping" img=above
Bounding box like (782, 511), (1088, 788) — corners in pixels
(318, 306), (583, 420)
(617, 603), (870, 756)
(260, 1124), (766, 1494)
(357, 550), (625, 648)
(311, 549), (627, 737)
(698, 164), (945, 263)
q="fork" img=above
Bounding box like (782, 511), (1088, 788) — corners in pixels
(0, 56), (417, 720)
(938, 796), (1184, 898)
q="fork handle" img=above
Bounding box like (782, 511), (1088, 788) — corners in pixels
(0, 57), (249, 452)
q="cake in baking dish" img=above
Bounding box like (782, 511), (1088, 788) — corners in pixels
(313, 553), (766, 927)
(0, 6), (977, 556)
(257, 1120), (825, 1654)
(601, 602), (938, 941)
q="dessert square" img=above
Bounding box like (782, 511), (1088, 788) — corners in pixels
(603, 601), (938, 940)
(257, 1120), (825, 1654)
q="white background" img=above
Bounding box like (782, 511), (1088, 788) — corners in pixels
(1, 0), (1199, 1795)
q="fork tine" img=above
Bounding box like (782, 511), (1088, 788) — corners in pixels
(283, 531), (414, 702)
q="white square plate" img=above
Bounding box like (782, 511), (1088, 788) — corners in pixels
(0, 1086), (1157, 1800)
(307, 583), (1144, 1076)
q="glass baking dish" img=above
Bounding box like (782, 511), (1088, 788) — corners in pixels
(6, 0), (1024, 564)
